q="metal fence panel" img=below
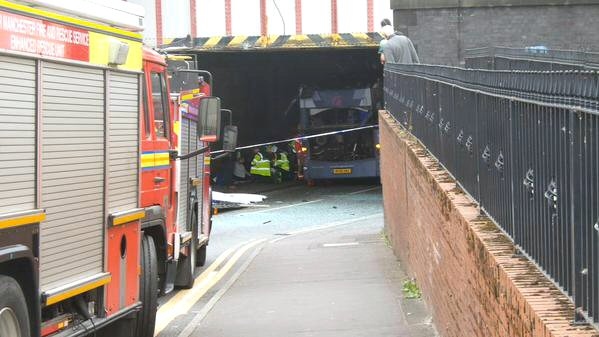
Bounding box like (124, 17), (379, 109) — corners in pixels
(384, 63), (599, 327)
(465, 46), (599, 71)
(478, 96), (514, 237)
(438, 84), (454, 172)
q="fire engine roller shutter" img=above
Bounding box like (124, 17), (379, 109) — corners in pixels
(40, 62), (105, 291)
(108, 72), (139, 213)
(189, 121), (203, 228)
(0, 56), (36, 212)
(177, 117), (204, 232)
(178, 118), (190, 231)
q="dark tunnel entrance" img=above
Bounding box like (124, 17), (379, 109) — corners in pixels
(177, 48), (383, 148)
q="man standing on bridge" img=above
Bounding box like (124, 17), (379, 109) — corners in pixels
(378, 18), (392, 64)
(381, 24), (420, 64)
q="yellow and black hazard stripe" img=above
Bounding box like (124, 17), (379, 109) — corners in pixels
(141, 151), (171, 171)
(162, 33), (384, 51)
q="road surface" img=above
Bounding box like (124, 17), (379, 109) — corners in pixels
(155, 181), (437, 337)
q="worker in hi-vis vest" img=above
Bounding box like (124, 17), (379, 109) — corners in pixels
(250, 147), (271, 178)
(275, 150), (291, 181)
(266, 145), (283, 184)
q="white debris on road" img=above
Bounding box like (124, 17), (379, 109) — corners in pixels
(212, 192), (267, 209)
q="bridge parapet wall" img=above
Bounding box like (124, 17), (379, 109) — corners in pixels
(379, 112), (599, 337)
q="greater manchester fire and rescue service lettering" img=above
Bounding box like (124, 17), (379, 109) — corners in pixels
(0, 9), (89, 61)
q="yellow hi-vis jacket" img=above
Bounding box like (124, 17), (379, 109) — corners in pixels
(275, 152), (290, 172)
(251, 152), (271, 177)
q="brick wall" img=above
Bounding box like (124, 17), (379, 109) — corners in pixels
(396, 8), (460, 66)
(394, 5), (599, 65)
(379, 112), (599, 337)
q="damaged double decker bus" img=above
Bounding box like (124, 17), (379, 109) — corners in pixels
(297, 87), (380, 184)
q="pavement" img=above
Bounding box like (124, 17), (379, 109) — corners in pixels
(180, 215), (438, 337)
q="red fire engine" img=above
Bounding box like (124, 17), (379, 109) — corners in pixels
(0, 1), (226, 337)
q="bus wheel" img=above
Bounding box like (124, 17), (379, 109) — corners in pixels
(196, 244), (207, 267)
(136, 235), (158, 337)
(0, 275), (30, 337)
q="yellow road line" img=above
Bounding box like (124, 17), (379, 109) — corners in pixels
(154, 239), (265, 336)
(155, 246), (235, 328)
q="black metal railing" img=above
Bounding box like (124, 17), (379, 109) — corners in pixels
(384, 63), (599, 326)
(465, 46), (599, 71)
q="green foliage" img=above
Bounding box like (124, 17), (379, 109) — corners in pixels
(381, 229), (391, 248)
(402, 279), (422, 299)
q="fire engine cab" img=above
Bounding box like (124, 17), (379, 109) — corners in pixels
(0, 1), (226, 337)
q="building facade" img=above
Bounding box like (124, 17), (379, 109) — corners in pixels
(390, 0), (599, 65)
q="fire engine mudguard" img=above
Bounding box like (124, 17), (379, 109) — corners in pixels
(196, 200), (210, 267)
(141, 206), (168, 283)
(175, 201), (198, 289)
(174, 234), (196, 289)
(196, 245), (207, 267)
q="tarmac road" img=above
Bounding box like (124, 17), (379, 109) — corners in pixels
(157, 180), (382, 337)
(154, 180), (436, 337)
(207, 180), (384, 264)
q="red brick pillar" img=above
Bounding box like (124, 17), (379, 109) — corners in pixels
(225, 0), (232, 36)
(367, 0), (374, 32)
(295, 0), (302, 34)
(331, 0), (338, 34)
(190, 0), (197, 38)
(155, 0), (163, 45)
(260, 0), (268, 36)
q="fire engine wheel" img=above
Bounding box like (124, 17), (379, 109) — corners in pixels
(175, 237), (196, 289)
(196, 244), (207, 267)
(0, 275), (30, 337)
(176, 204), (199, 289)
(136, 235), (158, 337)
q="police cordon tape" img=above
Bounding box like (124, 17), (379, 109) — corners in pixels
(210, 124), (379, 156)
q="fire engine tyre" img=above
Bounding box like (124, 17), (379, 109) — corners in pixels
(0, 275), (31, 337)
(176, 238), (196, 289)
(176, 205), (198, 289)
(196, 244), (207, 267)
(136, 235), (158, 337)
